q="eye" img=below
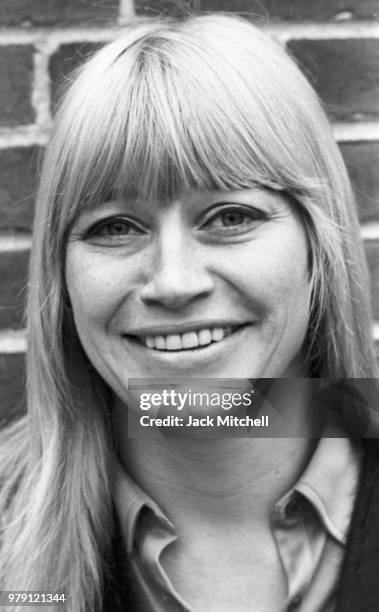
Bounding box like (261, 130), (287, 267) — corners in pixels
(86, 217), (146, 240)
(201, 205), (268, 234)
(215, 210), (247, 227)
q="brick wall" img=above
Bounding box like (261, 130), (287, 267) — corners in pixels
(0, 1), (379, 419)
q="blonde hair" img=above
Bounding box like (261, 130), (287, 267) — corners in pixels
(0, 13), (377, 611)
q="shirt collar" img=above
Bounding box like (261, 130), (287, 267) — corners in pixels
(285, 427), (362, 544)
(114, 430), (362, 552)
(113, 460), (175, 553)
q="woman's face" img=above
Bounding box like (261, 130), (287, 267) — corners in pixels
(66, 188), (312, 404)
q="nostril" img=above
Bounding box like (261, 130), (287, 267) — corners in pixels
(139, 256), (215, 308)
(140, 280), (213, 309)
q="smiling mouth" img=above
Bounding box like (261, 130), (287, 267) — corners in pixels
(127, 325), (248, 352)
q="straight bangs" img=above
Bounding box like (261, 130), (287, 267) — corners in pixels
(48, 16), (332, 233)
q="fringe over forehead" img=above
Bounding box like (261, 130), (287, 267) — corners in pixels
(48, 13), (334, 221)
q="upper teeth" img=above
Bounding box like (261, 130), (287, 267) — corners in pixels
(141, 326), (236, 351)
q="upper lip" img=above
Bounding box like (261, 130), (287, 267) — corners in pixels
(124, 320), (250, 337)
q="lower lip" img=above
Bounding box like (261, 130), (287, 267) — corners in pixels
(123, 324), (253, 364)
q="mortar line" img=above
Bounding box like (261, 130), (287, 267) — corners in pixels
(0, 20), (378, 45)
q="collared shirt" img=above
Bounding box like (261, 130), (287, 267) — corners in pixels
(113, 436), (362, 612)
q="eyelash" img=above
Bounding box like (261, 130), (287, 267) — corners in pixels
(84, 205), (269, 241)
(201, 205), (269, 232)
(85, 217), (146, 239)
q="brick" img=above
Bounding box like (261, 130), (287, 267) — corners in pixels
(366, 241), (379, 320)
(0, 354), (25, 424)
(340, 143), (379, 224)
(49, 43), (104, 110)
(0, 251), (29, 329)
(0, 46), (34, 127)
(287, 39), (379, 121)
(135, 0), (379, 20)
(0, 147), (41, 232)
(0, 0), (118, 27)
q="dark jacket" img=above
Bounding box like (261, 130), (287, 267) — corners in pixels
(335, 438), (379, 611)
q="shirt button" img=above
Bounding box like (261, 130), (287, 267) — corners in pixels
(284, 493), (303, 519)
(287, 594), (302, 611)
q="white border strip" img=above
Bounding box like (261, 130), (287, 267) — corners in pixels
(374, 322), (379, 341)
(0, 329), (27, 353)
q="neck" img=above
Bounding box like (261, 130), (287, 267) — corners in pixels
(115, 378), (319, 530)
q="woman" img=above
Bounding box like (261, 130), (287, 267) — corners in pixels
(0, 13), (378, 612)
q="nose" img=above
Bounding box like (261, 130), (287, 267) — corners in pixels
(139, 225), (215, 310)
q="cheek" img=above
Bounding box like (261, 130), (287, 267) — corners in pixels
(229, 225), (311, 322)
(266, 249), (310, 308)
(269, 236), (311, 315)
(264, 230), (312, 336)
(65, 247), (130, 326)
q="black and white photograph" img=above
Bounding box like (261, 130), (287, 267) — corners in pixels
(0, 1), (379, 611)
